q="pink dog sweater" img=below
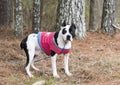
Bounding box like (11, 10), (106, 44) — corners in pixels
(37, 32), (70, 55)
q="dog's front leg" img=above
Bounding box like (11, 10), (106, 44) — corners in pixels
(64, 53), (72, 76)
(51, 54), (60, 78)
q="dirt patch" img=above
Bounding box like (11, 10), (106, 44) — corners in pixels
(1, 29), (120, 85)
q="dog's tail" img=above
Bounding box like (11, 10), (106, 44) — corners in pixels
(20, 36), (29, 67)
(20, 36), (28, 49)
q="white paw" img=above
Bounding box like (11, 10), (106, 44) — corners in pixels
(53, 74), (60, 78)
(26, 70), (34, 78)
(29, 74), (34, 78)
(66, 72), (72, 77)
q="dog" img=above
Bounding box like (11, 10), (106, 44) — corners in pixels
(20, 21), (76, 78)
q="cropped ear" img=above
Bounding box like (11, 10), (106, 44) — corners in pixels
(62, 20), (66, 27)
(71, 23), (76, 29)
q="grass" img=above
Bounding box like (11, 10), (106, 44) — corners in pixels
(45, 78), (58, 85)
(24, 77), (42, 85)
(24, 76), (59, 85)
(6, 73), (59, 85)
(4, 55), (120, 85)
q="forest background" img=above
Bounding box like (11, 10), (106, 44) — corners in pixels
(1, 0), (120, 85)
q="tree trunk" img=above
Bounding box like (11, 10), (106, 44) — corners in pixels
(32, 0), (42, 33)
(0, 0), (13, 26)
(89, 0), (103, 32)
(56, 0), (86, 39)
(14, 0), (23, 38)
(101, 0), (116, 34)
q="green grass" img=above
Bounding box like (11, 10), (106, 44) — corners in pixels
(45, 78), (58, 85)
(24, 77), (42, 85)
(24, 76), (58, 85)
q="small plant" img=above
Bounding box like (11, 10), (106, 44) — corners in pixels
(45, 78), (58, 85)
(24, 77), (41, 85)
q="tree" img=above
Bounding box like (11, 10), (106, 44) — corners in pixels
(89, 0), (103, 32)
(101, 0), (116, 34)
(32, 0), (42, 33)
(0, 0), (12, 26)
(14, 0), (23, 38)
(56, 0), (86, 39)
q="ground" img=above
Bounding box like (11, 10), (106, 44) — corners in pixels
(1, 29), (120, 85)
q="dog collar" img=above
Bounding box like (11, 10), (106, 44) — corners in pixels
(51, 35), (71, 55)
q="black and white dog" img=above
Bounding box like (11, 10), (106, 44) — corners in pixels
(20, 21), (76, 78)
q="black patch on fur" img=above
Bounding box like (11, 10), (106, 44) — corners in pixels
(62, 20), (66, 27)
(51, 31), (59, 56)
(62, 28), (67, 34)
(51, 50), (56, 56)
(20, 36), (29, 67)
(54, 31), (59, 45)
(69, 23), (76, 38)
(20, 36), (27, 49)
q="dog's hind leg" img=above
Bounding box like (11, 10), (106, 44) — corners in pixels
(31, 59), (40, 71)
(31, 51), (40, 71)
(25, 49), (35, 78)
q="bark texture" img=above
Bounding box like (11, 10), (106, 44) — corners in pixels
(101, 0), (116, 34)
(0, 0), (12, 26)
(32, 0), (41, 33)
(14, 0), (23, 38)
(89, 0), (103, 32)
(56, 0), (86, 39)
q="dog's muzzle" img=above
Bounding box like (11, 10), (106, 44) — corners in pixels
(67, 35), (71, 41)
(64, 35), (72, 43)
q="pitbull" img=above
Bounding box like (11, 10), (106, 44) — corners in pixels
(20, 21), (76, 78)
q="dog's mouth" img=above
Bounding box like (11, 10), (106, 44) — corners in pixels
(62, 36), (72, 43)
(62, 38), (70, 43)
(64, 39), (71, 43)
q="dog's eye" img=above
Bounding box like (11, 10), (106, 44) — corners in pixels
(62, 28), (67, 34)
(69, 28), (73, 34)
(69, 28), (75, 38)
(70, 31), (73, 34)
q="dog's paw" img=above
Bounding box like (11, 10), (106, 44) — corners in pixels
(53, 74), (60, 78)
(66, 72), (72, 77)
(29, 74), (34, 78)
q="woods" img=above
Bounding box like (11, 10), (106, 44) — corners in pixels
(1, 0), (120, 85)
(0, 0), (119, 37)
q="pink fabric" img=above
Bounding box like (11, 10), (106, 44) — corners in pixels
(38, 32), (70, 55)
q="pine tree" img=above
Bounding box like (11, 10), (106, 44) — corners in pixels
(101, 0), (116, 34)
(32, 0), (42, 33)
(14, 0), (23, 38)
(56, 0), (86, 39)
(0, 0), (12, 26)
(89, 0), (103, 32)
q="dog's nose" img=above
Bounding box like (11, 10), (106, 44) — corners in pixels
(67, 35), (71, 40)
